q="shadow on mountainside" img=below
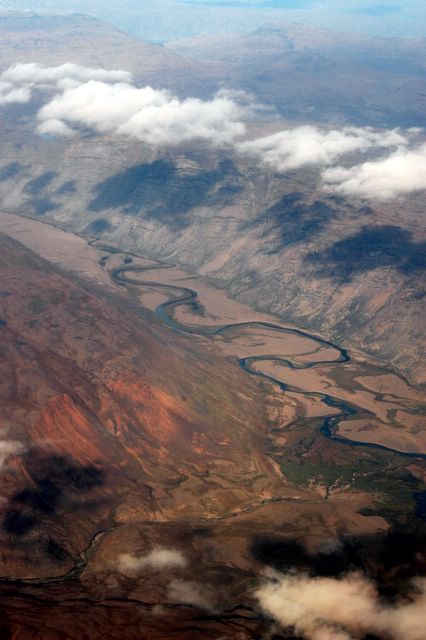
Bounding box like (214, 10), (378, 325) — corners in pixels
(89, 159), (243, 229)
(3, 452), (105, 565)
(253, 192), (337, 253)
(24, 171), (57, 195)
(0, 162), (23, 182)
(306, 225), (426, 282)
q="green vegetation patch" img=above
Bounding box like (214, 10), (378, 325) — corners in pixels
(281, 452), (425, 521)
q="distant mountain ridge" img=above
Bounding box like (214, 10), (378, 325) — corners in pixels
(0, 11), (219, 95)
(171, 21), (426, 127)
(0, 13), (424, 384)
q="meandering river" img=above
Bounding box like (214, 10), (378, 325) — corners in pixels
(94, 242), (425, 461)
(0, 212), (424, 594)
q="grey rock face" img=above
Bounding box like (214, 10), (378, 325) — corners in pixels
(0, 125), (424, 385)
(0, 14), (424, 385)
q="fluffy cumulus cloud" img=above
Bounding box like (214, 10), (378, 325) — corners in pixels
(1, 61), (425, 200)
(0, 63), (131, 104)
(0, 62), (245, 145)
(37, 80), (245, 145)
(255, 570), (426, 640)
(1, 62), (132, 87)
(117, 547), (187, 573)
(236, 125), (407, 171)
(37, 118), (76, 137)
(322, 143), (426, 200)
(0, 80), (31, 105)
(237, 124), (426, 200)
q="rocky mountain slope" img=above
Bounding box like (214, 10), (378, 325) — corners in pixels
(0, 13), (424, 387)
(0, 13), (425, 640)
(0, 230), (282, 579)
(0, 12), (219, 94)
(171, 23), (426, 127)
(0, 129), (424, 385)
(0, 230), (275, 637)
(0, 220), (424, 640)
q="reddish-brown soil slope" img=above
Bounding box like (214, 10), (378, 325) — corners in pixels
(0, 231), (284, 577)
(0, 232), (423, 639)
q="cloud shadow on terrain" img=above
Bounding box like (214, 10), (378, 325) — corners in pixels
(22, 171), (59, 216)
(89, 159), (243, 229)
(253, 192), (336, 253)
(24, 171), (57, 195)
(251, 527), (426, 586)
(3, 453), (105, 549)
(0, 162), (23, 182)
(84, 217), (114, 235)
(306, 225), (426, 282)
(31, 199), (59, 215)
(56, 180), (77, 195)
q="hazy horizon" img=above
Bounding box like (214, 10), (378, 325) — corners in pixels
(0, 0), (425, 42)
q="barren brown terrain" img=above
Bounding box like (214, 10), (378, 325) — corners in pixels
(0, 12), (425, 639)
(0, 213), (425, 638)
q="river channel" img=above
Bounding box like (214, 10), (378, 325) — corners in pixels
(93, 241), (425, 461)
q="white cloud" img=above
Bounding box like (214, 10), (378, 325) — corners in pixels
(322, 143), (426, 200)
(37, 118), (76, 137)
(255, 570), (426, 640)
(0, 430), (25, 470)
(238, 124), (426, 200)
(0, 62), (132, 104)
(0, 80), (31, 105)
(2, 62), (132, 85)
(168, 579), (216, 610)
(0, 62), (245, 145)
(1, 62), (425, 201)
(117, 547), (187, 573)
(237, 125), (407, 171)
(36, 80), (245, 146)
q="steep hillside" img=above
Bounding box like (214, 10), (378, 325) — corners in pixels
(0, 213), (425, 640)
(0, 13), (425, 640)
(0, 229), (291, 579)
(0, 12), (218, 94)
(0, 14), (424, 385)
(0, 128), (424, 385)
(171, 23), (426, 127)
(1, 219), (425, 639)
